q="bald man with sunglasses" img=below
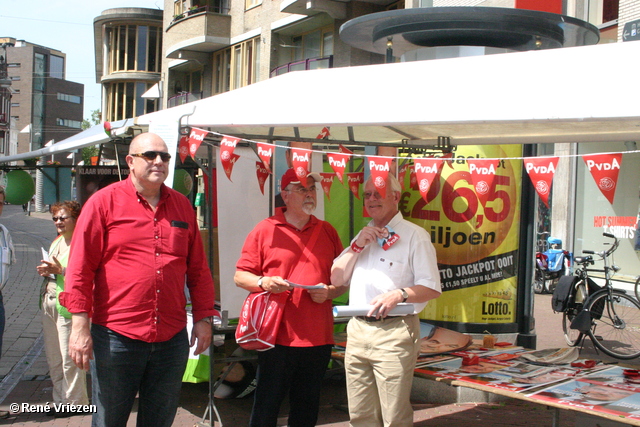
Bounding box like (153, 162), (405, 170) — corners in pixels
(61, 133), (216, 427)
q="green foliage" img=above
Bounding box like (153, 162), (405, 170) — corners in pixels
(81, 109), (102, 130)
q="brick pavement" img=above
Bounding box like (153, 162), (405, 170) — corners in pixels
(0, 203), (631, 426)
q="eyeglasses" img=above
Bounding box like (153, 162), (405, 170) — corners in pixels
(52, 216), (70, 222)
(285, 186), (317, 195)
(131, 151), (172, 162)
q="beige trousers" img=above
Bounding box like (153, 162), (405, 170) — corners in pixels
(345, 315), (420, 427)
(42, 292), (89, 405)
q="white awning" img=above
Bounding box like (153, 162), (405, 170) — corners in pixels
(136, 41), (640, 147)
(0, 119), (137, 164)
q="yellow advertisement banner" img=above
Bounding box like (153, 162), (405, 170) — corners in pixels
(401, 145), (523, 324)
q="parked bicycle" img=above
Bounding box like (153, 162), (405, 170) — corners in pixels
(553, 232), (640, 360)
(534, 235), (570, 294)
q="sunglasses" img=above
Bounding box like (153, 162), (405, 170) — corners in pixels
(131, 151), (172, 162)
(52, 216), (70, 222)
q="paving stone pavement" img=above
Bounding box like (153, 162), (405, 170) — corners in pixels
(0, 203), (633, 426)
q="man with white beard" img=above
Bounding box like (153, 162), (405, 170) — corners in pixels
(235, 168), (345, 427)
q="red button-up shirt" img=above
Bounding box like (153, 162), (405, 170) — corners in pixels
(60, 177), (216, 343)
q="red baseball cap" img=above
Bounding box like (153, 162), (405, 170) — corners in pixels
(281, 168), (321, 191)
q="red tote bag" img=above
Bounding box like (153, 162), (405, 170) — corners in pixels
(235, 221), (324, 351)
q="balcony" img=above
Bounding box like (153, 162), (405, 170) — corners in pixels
(270, 56), (333, 78)
(166, 6), (231, 60)
(168, 91), (203, 108)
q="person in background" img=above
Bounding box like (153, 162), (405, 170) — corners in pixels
(36, 201), (88, 417)
(331, 174), (442, 427)
(235, 168), (345, 427)
(61, 133), (216, 427)
(0, 186), (16, 420)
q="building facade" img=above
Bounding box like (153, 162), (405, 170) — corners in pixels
(2, 39), (84, 165)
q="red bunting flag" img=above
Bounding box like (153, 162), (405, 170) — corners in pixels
(222, 153), (240, 181)
(219, 135), (240, 181)
(291, 147), (312, 187)
(256, 161), (270, 195)
(467, 158), (501, 208)
(582, 153), (622, 204)
(319, 173), (336, 200)
(316, 127), (331, 139)
(178, 136), (189, 163)
(327, 151), (350, 184)
(523, 157), (559, 208)
(367, 156), (393, 199)
(398, 162), (411, 190)
(414, 157), (445, 203)
(347, 172), (364, 200)
(188, 128), (208, 159)
(256, 142), (274, 173)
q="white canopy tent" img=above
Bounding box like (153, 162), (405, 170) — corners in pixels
(135, 40), (640, 318)
(0, 119), (137, 164)
(136, 41), (640, 147)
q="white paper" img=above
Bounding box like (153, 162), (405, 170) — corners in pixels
(40, 247), (55, 279)
(333, 303), (415, 317)
(285, 280), (325, 289)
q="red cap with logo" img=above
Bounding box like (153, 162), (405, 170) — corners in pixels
(280, 168), (321, 191)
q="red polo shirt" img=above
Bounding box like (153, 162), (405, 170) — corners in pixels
(236, 212), (343, 347)
(60, 177), (216, 343)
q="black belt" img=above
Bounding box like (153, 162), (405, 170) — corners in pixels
(355, 316), (386, 323)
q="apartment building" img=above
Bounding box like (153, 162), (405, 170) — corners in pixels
(1, 38), (83, 164)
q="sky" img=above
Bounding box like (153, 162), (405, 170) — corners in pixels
(0, 0), (164, 120)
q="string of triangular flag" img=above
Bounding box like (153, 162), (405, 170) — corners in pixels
(182, 127), (634, 205)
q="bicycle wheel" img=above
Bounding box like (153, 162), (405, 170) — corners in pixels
(533, 269), (545, 294)
(586, 290), (640, 359)
(562, 281), (587, 346)
(634, 276), (640, 302)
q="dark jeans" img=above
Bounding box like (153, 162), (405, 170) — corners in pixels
(250, 344), (332, 427)
(90, 324), (189, 427)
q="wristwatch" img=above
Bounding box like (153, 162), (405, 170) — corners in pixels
(399, 288), (409, 303)
(257, 276), (264, 290)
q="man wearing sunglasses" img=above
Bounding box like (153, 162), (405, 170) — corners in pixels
(61, 132), (216, 427)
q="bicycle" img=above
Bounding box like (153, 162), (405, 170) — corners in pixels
(633, 274), (640, 303)
(566, 232), (640, 359)
(534, 235), (570, 295)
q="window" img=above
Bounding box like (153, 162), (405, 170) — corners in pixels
(56, 118), (83, 129)
(9, 76), (20, 81)
(10, 103), (19, 108)
(7, 63), (20, 68)
(174, 0), (187, 16)
(105, 81), (159, 121)
(213, 37), (260, 94)
(107, 25), (162, 73)
(245, 0), (261, 10)
(50, 55), (64, 79)
(57, 93), (82, 104)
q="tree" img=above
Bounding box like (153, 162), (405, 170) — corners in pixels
(81, 109), (102, 164)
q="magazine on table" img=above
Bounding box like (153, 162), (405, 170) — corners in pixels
(525, 373), (640, 421)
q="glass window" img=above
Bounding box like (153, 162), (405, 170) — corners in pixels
(50, 55), (64, 79)
(245, 0), (262, 10)
(304, 30), (321, 59)
(105, 81), (158, 121)
(107, 25), (161, 72)
(57, 93), (82, 104)
(137, 26), (148, 72)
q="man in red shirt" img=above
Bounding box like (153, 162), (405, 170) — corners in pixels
(235, 168), (345, 427)
(61, 133), (216, 427)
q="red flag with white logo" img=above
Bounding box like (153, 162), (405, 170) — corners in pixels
(582, 153), (622, 204)
(219, 135), (240, 182)
(347, 172), (364, 200)
(467, 158), (501, 207)
(222, 153), (240, 181)
(256, 142), (273, 173)
(188, 128), (208, 159)
(291, 147), (312, 187)
(178, 136), (189, 164)
(319, 173), (336, 200)
(316, 127), (331, 139)
(367, 156), (392, 199)
(327, 152), (350, 184)
(523, 157), (559, 208)
(398, 162), (411, 190)
(414, 157), (445, 203)
(256, 162), (270, 195)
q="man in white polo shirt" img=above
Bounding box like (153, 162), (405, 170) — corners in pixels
(331, 174), (441, 427)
